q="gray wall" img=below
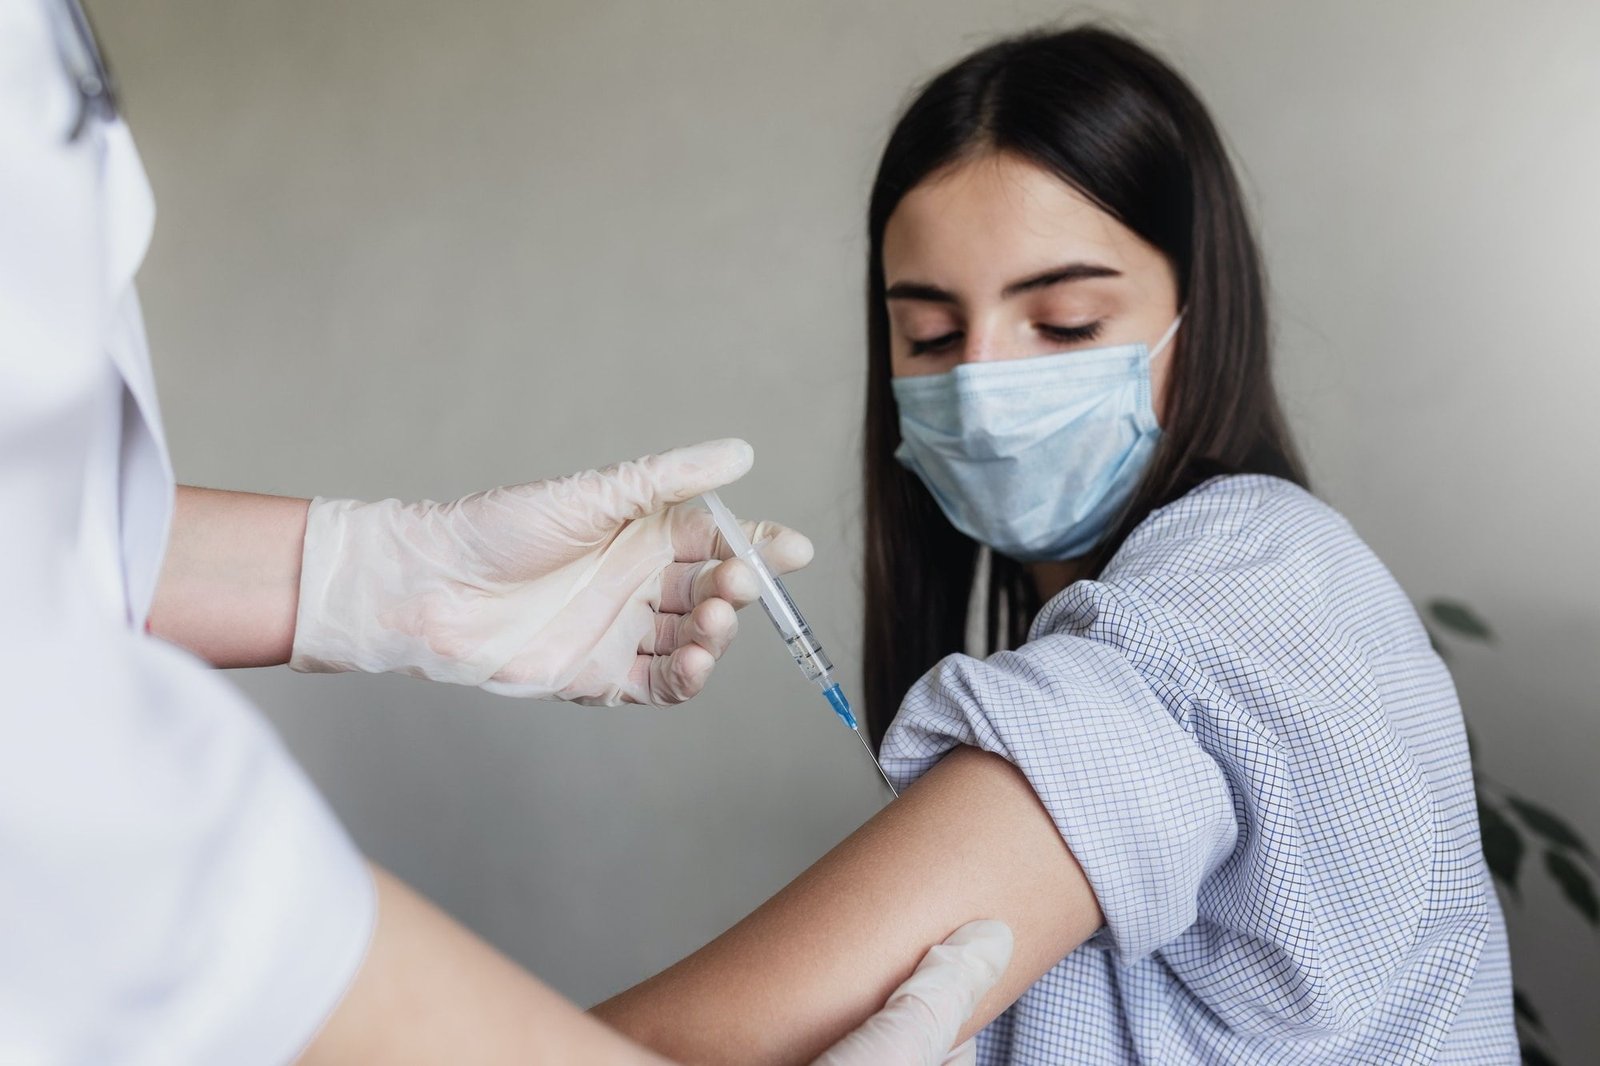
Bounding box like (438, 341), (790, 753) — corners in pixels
(97, 0), (1600, 1056)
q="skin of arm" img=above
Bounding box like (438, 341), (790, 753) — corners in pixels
(592, 745), (1104, 1066)
(147, 486), (309, 667)
(299, 865), (669, 1065)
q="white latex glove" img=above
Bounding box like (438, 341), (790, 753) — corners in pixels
(814, 921), (1014, 1066)
(289, 439), (812, 705)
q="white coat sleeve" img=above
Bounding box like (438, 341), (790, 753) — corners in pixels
(1, 3), (376, 1061)
(0, 623), (378, 1065)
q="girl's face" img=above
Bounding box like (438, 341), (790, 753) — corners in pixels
(882, 152), (1182, 420)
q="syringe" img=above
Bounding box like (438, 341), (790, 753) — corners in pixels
(701, 491), (898, 799)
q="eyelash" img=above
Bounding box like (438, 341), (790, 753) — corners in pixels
(1040, 321), (1103, 345)
(908, 321), (1104, 356)
(909, 333), (961, 356)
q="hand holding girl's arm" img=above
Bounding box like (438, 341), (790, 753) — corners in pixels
(594, 746), (1103, 1065)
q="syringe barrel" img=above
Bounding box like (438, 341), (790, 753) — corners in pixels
(740, 544), (832, 682)
(701, 491), (834, 683)
(767, 594), (833, 683)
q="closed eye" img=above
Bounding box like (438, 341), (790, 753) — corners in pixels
(1039, 322), (1104, 345)
(909, 332), (962, 356)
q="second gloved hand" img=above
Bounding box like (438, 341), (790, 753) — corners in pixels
(288, 439), (812, 705)
(814, 921), (1014, 1066)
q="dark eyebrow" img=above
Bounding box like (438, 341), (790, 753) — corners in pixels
(1001, 262), (1121, 297)
(883, 281), (958, 304)
(884, 262), (1122, 304)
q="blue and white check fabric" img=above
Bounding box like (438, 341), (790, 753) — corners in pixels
(882, 475), (1517, 1064)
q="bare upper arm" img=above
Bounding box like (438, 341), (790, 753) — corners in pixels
(592, 745), (1103, 1065)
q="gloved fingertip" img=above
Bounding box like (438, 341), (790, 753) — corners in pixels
(657, 643), (714, 704)
(710, 556), (762, 608)
(695, 595), (738, 640)
(945, 919), (1014, 950)
(675, 437), (755, 486)
(719, 437), (756, 476)
(604, 439), (757, 525)
(940, 920), (1014, 985)
(758, 528), (815, 573)
(940, 1038), (980, 1066)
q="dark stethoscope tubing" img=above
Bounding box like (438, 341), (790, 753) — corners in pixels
(46, 0), (119, 142)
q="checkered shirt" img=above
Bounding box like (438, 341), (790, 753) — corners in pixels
(882, 475), (1517, 1064)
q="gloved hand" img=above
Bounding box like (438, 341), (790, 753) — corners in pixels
(289, 439), (812, 705)
(814, 921), (1014, 1066)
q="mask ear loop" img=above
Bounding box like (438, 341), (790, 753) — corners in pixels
(1149, 312), (1185, 361)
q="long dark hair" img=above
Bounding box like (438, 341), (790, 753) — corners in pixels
(863, 26), (1308, 747)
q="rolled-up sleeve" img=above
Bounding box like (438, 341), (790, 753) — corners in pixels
(879, 476), (1508, 1059)
(882, 629), (1239, 966)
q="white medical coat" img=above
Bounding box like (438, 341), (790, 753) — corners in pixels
(0, 3), (375, 1061)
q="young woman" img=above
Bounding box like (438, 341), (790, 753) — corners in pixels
(595, 26), (1517, 1065)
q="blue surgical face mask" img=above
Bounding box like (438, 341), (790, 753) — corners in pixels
(891, 315), (1182, 563)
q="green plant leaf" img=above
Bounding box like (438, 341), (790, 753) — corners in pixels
(1508, 797), (1592, 857)
(1513, 987), (1544, 1032)
(1425, 623), (1453, 661)
(1520, 1040), (1559, 1066)
(1545, 850), (1599, 926)
(1429, 600), (1493, 641)
(1478, 797), (1524, 895)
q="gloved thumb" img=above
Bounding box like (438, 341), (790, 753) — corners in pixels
(813, 920), (1014, 1066)
(576, 438), (755, 529)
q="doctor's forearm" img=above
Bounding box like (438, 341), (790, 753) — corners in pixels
(300, 865), (668, 1066)
(148, 486), (309, 667)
